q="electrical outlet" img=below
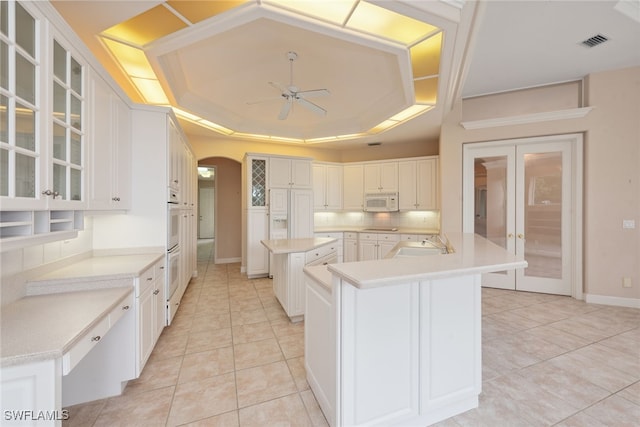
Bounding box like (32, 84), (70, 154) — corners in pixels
(622, 277), (632, 288)
(622, 219), (636, 229)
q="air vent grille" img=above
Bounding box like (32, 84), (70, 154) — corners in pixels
(581, 34), (608, 48)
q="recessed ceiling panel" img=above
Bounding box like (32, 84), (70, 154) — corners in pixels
(414, 78), (438, 104)
(102, 5), (188, 46)
(155, 16), (410, 139)
(410, 32), (442, 78)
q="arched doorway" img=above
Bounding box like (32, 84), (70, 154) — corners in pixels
(198, 157), (242, 264)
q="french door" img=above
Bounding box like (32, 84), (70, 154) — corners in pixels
(463, 134), (583, 296)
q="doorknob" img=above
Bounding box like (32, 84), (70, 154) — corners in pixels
(507, 233), (514, 238)
(517, 233), (525, 239)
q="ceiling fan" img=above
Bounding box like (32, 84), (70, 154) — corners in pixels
(249, 51), (330, 120)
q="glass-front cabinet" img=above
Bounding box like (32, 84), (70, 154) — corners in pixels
(0, 1), (86, 248)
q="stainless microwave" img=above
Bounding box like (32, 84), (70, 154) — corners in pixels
(364, 192), (399, 212)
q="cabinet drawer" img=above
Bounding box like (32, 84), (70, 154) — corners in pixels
(154, 260), (166, 280)
(62, 315), (110, 375)
(109, 290), (134, 327)
(400, 234), (418, 241)
(344, 232), (358, 239)
(137, 267), (155, 297)
(306, 244), (337, 264)
(377, 233), (400, 242)
(315, 232), (343, 239)
(358, 233), (378, 241)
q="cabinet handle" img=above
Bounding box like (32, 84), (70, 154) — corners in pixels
(507, 233), (514, 238)
(122, 305), (130, 310)
(91, 335), (101, 342)
(41, 189), (60, 198)
(160, 266), (165, 270)
(153, 289), (160, 295)
(112, 197), (121, 201)
(517, 233), (525, 239)
(147, 277), (153, 281)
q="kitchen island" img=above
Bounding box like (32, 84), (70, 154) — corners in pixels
(261, 237), (338, 321)
(304, 232), (527, 427)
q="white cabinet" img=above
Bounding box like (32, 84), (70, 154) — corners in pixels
(343, 164), (364, 210)
(136, 259), (165, 375)
(246, 209), (269, 278)
(269, 156), (312, 188)
(358, 232), (400, 261)
(273, 244), (337, 321)
(313, 163), (343, 210)
(398, 157), (438, 210)
(315, 232), (343, 262)
(87, 71), (131, 210)
(343, 232), (358, 262)
(364, 162), (398, 193)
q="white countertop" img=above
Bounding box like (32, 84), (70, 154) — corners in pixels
(303, 264), (333, 292)
(327, 232), (527, 289)
(261, 237), (337, 254)
(1, 287), (133, 367)
(26, 253), (164, 295)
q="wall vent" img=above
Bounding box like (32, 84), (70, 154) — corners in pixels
(580, 34), (609, 48)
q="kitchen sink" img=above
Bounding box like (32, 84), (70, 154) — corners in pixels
(384, 238), (451, 259)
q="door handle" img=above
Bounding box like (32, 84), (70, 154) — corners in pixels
(517, 233), (525, 239)
(507, 233), (514, 238)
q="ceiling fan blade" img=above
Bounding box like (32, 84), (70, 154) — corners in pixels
(278, 98), (292, 120)
(296, 97), (327, 116)
(296, 89), (330, 99)
(269, 81), (291, 95)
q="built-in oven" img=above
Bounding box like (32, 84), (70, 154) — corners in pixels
(168, 204), (180, 251)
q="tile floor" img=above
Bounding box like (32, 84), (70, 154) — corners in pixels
(64, 240), (640, 426)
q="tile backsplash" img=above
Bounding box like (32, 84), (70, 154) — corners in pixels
(314, 210), (440, 231)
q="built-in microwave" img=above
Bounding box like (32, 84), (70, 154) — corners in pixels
(364, 192), (399, 212)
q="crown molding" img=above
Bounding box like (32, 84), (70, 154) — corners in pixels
(460, 107), (594, 130)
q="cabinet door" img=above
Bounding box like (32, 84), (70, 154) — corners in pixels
(416, 159), (437, 210)
(112, 95), (131, 209)
(290, 189), (314, 238)
(379, 162), (398, 192)
(291, 159), (312, 188)
(378, 240), (397, 259)
(363, 164), (382, 193)
(325, 164), (343, 210)
(270, 188), (288, 214)
(344, 239), (358, 262)
(87, 73), (113, 210)
(398, 161), (417, 210)
(247, 156), (268, 208)
(343, 164), (364, 210)
(313, 164), (327, 209)
(247, 209), (269, 277)
(138, 286), (154, 372)
(269, 157), (291, 187)
(358, 240), (378, 261)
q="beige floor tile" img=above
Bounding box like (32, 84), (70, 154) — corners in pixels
(554, 411), (609, 427)
(617, 380), (640, 406)
(278, 331), (305, 359)
(124, 355), (183, 395)
(230, 307), (268, 326)
(300, 389), (329, 426)
(232, 321), (275, 344)
(180, 410), (240, 426)
(238, 393), (312, 426)
(522, 324), (592, 351)
(264, 303), (290, 322)
(271, 318), (305, 338)
(287, 356), (310, 391)
(549, 351), (638, 393)
(598, 328), (640, 358)
(179, 347), (235, 384)
(582, 394), (640, 426)
(93, 385), (174, 426)
(151, 328), (189, 360)
(234, 337), (283, 370)
(190, 312), (232, 331)
(167, 372), (238, 426)
(186, 327), (233, 354)
(236, 360), (298, 408)
(62, 399), (106, 427)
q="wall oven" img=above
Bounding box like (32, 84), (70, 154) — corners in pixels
(167, 200), (180, 324)
(168, 205), (180, 251)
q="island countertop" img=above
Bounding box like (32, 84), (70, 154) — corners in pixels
(327, 232), (527, 289)
(261, 237), (337, 254)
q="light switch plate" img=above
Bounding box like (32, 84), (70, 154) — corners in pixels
(622, 219), (636, 229)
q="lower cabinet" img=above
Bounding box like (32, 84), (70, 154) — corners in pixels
(358, 233), (400, 261)
(136, 259), (166, 375)
(343, 232), (358, 262)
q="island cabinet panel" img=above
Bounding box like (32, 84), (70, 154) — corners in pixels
(420, 275), (481, 412)
(339, 281), (420, 426)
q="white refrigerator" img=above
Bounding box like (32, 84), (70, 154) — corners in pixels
(268, 188), (314, 275)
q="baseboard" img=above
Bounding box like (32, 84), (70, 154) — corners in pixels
(584, 293), (640, 309)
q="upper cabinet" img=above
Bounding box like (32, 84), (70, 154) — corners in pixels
(343, 164), (364, 210)
(363, 162), (398, 193)
(269, 156), (312, 188)
(87, 70), (131, 210)
(398, 157), (438, 211)
(245, 155), (268, 209)
(1, 1), (88, 211)
(313, 162), (342, 211)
